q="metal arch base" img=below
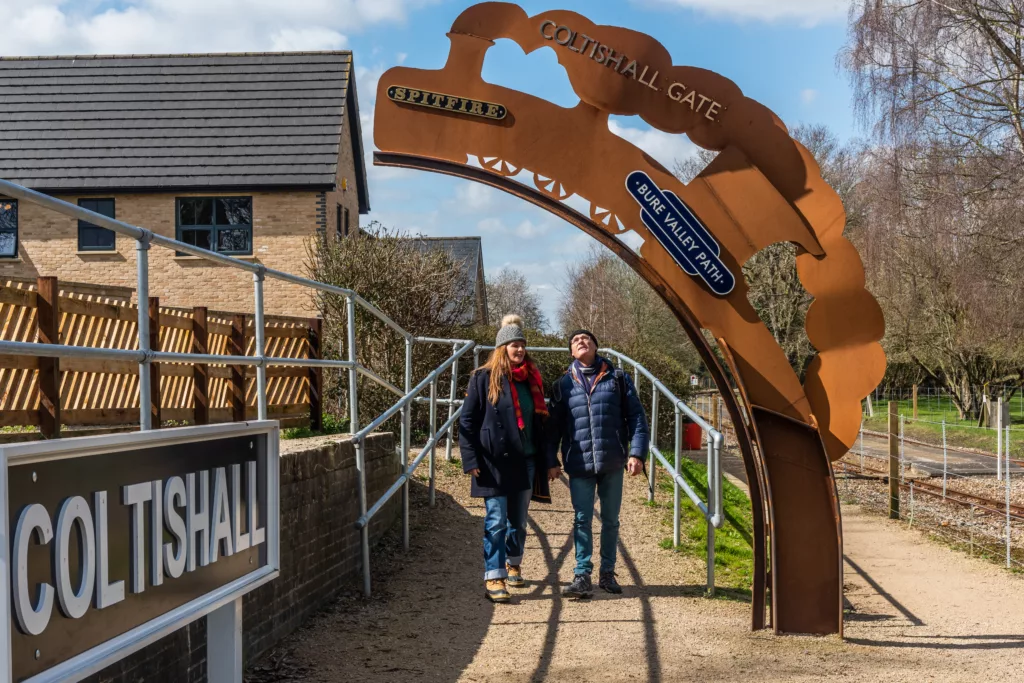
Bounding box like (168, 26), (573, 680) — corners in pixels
(374, 151), (843, 636)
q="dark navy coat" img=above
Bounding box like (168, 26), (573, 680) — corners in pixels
(459, 369), (546, 498)
(546, 358), (650, 477)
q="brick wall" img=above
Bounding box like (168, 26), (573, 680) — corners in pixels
(1, 190), (321, 317)
(83, 432), (399, 683)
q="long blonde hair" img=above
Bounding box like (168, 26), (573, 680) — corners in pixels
(477, 347), (535, 405)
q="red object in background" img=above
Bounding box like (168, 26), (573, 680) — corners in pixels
(684, 422), (703, 450)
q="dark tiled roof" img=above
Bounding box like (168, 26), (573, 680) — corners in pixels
(0, 52), (370, 208)
(410, 237), (487, 323)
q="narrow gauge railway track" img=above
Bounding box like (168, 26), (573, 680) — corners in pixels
(835, 460), (1024, 519)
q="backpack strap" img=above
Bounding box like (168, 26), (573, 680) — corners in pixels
(614, 368), (630, 453)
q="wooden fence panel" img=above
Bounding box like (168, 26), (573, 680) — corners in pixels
(0, 278), (319, 433)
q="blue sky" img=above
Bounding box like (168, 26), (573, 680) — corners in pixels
(3, 0), (857, 328)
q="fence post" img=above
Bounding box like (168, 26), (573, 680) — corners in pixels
(252, 272), (268, 421)
(859, 420), (865, 473)
(648, 387), (658, 503)
(997, 397), (1003, 481)
(402, 336), (412, 551)
(148, 297), (161, 428)
(445, 342), (459, 462)
(899, 414), (905, 483)
(942, 418), (947, 499)
(307, 318), (323, 432)
(889, 402), (900, 520)
(35, 276), (60, 439)
(429, 377), (437, 508)
(192, 307), (209, 425)
(912, 384), (918, 419)
(673, 404), (681, 548)
(712, 394), (720, 432)
(230, 314), (247, 422)
(1007, 425), (1012, 569)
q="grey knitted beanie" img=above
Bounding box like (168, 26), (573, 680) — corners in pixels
(495, 314), (527, 347)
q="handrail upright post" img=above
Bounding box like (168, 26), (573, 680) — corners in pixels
(446, 342), (459, 462)
(473, 346), (481, 369)
(673, 404), (681, 547)
(136, 236), (152, 431)
(429, 378), (438, 507)
(648, 387), (658, 503)
(253, 270), (268, 420)
(402, 336), (413, 551)
(345, 295), (369, 595)
(706, 434), (715, 597)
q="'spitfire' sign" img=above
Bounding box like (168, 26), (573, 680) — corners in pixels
(2, 422), (280, 683)
(386, 85), (507, 120)
(625, 171), (735, 296)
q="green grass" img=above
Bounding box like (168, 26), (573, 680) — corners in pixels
(648, 458), (754, 599)
(282, 413), (348, 440)
(863, 397), (1024, 458)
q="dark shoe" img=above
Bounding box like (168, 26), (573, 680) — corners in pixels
(599, 571), (622, 594)
(561, 573), (592, 599)
(485, 579), (511, 603)
(506, 564), (525, 588)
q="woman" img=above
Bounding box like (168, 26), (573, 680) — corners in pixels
(459, 314), (549, 603)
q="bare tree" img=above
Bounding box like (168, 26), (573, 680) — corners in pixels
(673, 125), (865, 376)
(306, 221), (473, 425)
(486, 266), (548, 330)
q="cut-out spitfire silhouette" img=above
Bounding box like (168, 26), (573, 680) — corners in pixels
(374, 2), (886, 636)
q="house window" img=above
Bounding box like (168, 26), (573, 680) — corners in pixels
(0, 200), (16, 258)
(336, 204), (342, 239)
(344, 207), (350, 237)
(176, 197), (252, 255)
(78, 198), (116, 251)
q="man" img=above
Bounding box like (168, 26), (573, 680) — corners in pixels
(546, 329), (650, 597)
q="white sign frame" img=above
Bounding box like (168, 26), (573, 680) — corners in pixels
(0, 421), (281, 683)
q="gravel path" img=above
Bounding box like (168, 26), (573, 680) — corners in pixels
(255, 448), (1024, 682)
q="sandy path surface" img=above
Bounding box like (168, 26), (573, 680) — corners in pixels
(257, 449), (1024, 682)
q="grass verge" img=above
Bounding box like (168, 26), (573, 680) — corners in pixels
(648, 457), (754, 599)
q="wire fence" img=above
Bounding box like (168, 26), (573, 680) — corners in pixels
(868, 385), (1024, 425)
(837, 418), (1024, 573)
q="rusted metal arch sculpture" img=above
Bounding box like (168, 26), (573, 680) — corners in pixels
(373, 2), (886, 635)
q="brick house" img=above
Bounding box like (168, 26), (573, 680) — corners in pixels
(0, 52), (370, 316)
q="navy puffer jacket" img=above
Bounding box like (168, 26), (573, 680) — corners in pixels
(546, 357), (650, 477)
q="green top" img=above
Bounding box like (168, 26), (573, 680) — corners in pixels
(513, 380), (536, 456)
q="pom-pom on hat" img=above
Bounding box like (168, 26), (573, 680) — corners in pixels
(496, 314), (527, 347)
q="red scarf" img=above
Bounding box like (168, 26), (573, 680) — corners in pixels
(509, 360), (548, 430)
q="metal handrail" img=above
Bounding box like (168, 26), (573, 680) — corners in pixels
(353, 340), (474, 441)
(355, 406), (463, 530)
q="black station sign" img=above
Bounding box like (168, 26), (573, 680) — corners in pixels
(387, 85), (508, 120)
(3, 424), (278, 683)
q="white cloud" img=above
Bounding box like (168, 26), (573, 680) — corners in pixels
(0, 0), (425, 56)
(271, 28), (347, 52)
(513, 220), (549, 238)
(635, 0), (849, 24)
(800, 88), (818, 104)
(608, 119), (698, 173)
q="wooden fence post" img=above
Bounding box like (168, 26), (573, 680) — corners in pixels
(889, 401), (900, 520)
(230, 314), (247, 422)
(36, 277), (60, 439)
(149, 297), (162, 428)
(192, 307), (209, 425)
(912, 384), (918, 419)
(308, 317), (323, 431)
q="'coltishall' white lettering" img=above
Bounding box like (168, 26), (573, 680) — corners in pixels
(11, 463), (264, 636)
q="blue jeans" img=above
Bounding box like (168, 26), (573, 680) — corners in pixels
(482, 458), (535, 580)
(568, 468), (624, 576)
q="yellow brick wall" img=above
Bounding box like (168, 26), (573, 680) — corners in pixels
(0, 190), (324, 316)
(325, 106), (364, 239)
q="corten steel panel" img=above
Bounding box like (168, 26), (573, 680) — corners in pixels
(752, 406), (843, 636)
(372, 2), (886, 635)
